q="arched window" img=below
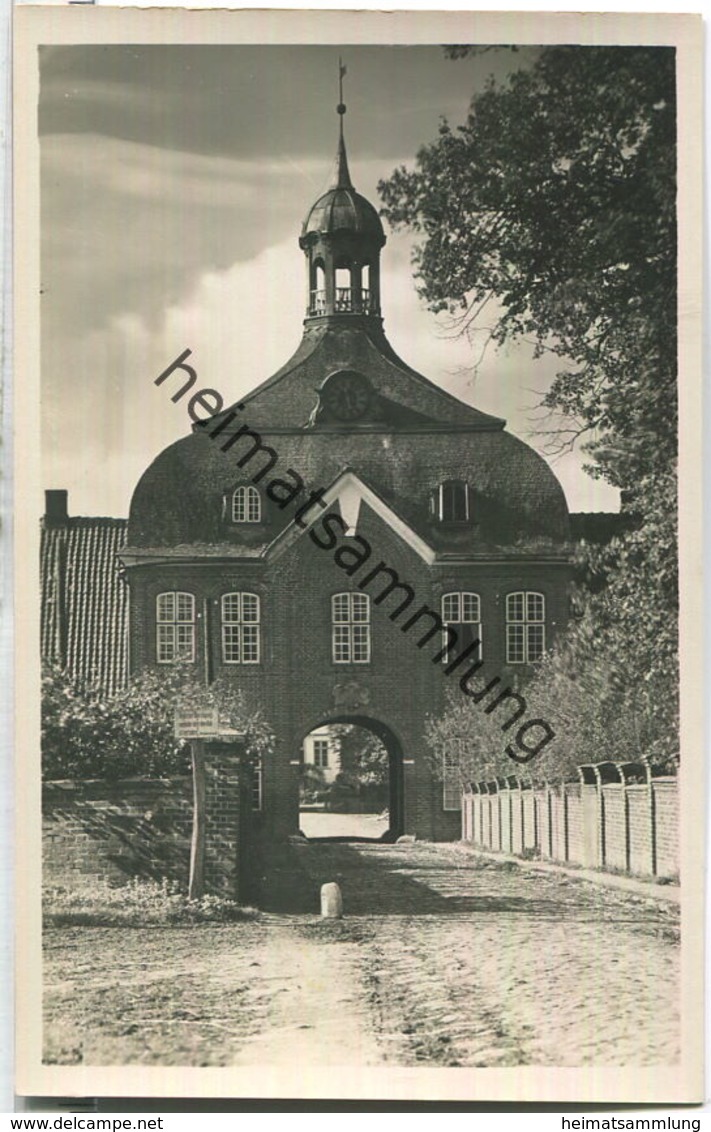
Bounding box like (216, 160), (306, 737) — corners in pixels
(332, 592), (370, 664)
(441, 592), (482, 665)
(221, 592), (260, 664)
(335, 265), (352, 311)
(232, 486), (261, 524)
(362, 264), (371, 313)
(156, 591), (195, 663)
(506, 591), (546, 664)
(311, 261), (326, 316)
(433, 480), (470, 522)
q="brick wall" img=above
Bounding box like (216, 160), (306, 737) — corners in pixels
(44, 751), (257, 899)
(522, 791), (537, 850)
(653, 779), (679, 878)
(601, 784), (627, 871)
(43, 777), (193, 888)
(462, 771), (678, 881)
(627, 785), (654, 877)
(581, 784), (601, 868)
(203, 744), (243, 897)
(536, 789), (552, 858)
(510, 789), (523, 855)
(566, 784), (583, 865)
(550, 788), (567, 862)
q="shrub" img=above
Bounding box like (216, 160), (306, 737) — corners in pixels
(42, 665), (275, 780)
(43, 877), (259, 927)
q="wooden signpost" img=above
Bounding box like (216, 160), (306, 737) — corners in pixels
(174, 703), (243, 900)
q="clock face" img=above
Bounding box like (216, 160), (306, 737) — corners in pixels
(321, 370), (372, 422)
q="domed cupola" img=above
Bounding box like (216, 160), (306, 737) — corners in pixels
(299, 69), (386, 321)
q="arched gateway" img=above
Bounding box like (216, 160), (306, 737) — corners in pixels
(299, 715), (405, 842)
(121, 83), (572, 893)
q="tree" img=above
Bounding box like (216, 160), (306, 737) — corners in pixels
(333, 725), (389, 789)
(385, 48), (680, 780)
(378, 46), (676, 492)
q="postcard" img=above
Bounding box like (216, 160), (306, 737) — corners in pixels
(13, 8), (704, 1105)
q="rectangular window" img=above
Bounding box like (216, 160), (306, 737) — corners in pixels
(332, 593), (371, 664)
(251, 762), (263, 812)
(441, 592), (482, 665)
(506, 591), (546, 664)
(156, 591), (195, 663)
(313, 739), (329, 768)
(437, 481), (470, 522)
(222, 592), (260, 664)
(443, 751), (461, 811)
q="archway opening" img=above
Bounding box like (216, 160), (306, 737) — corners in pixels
(298, 717), (403, 842)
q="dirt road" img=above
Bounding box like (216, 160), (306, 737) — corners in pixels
(43, 841), (680, 1067)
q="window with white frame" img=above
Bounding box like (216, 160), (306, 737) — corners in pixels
(251, 761), (263, 811)
(441, 591), (482, 665)
(433, 480), (470, 522)
(156, 591), (196, 663)
(313, 738), (330, 768)
(232, 485), (261, 523)
(506, 591), (546, 663)
(221, 592), (260, 664)
(442, 749), (461, 811)
(332, 592), (371, 664)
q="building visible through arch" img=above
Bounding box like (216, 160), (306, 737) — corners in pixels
(118, 89), (573, 851)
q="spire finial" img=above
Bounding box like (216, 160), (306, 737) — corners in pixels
(333, 57), (352, 189)
(337, 57), (347, 116)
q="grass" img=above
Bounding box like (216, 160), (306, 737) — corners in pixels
(43, 877), (259, 927)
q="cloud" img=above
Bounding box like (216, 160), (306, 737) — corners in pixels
(42, 222), (618, 522)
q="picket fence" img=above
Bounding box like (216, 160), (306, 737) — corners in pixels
(461, 761), (678, 880)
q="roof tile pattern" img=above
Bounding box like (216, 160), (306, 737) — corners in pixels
(41, 518), (129, 695)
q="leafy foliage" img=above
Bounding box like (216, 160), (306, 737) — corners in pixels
(379, 46), (676, 492)
(425, 689), (521, 786)
(332, 724), (389, 788)
(41, 665), (274, 780)
(385, 47), (679, 784)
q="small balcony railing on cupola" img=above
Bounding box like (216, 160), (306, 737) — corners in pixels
(308, 288), (375, 316)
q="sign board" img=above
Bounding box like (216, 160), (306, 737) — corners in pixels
(174, 703), (243, 740)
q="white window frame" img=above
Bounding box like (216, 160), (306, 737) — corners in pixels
(442, 750), (462, 812)
(251, 761), (263, 812)
(436, 480), (470, 522)
(506, 591), (546, 664)
(232, 485), (261, 524)
(221, 592), (261, 665)
(156, 591), (196, 664)
(312, 739), (330, 768)
(441, 592), (482, 665)
(332, 592), (371, 665)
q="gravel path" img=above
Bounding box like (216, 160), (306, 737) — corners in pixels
(231, 923), (389, 1066)
(43, 841), (680, 1067)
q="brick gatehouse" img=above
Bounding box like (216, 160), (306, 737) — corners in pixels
(119, 100), (572, 850)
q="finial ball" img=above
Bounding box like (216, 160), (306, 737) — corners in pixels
(337, 103), (346, 115)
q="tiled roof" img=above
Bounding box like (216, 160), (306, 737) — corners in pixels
(40, 517), (128, 695)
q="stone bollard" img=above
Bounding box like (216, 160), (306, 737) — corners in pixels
(320, 881), (343, 919)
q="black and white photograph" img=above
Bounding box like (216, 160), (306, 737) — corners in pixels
(13, 8), (704, 1104)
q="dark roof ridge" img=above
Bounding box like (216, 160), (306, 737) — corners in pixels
(205, 320), (505, 432)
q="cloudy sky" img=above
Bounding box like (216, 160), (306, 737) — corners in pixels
(39, 43), (620, 519)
